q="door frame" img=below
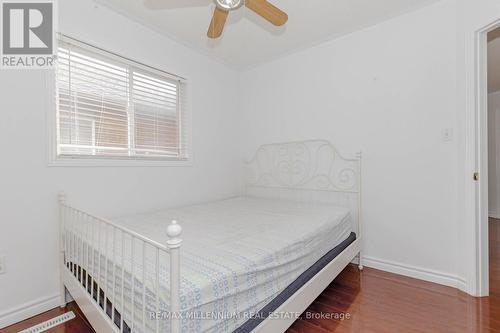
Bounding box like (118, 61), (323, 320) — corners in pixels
(473, 19), (500, 297)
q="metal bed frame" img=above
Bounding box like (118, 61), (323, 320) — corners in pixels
(59, 140), (363, 333)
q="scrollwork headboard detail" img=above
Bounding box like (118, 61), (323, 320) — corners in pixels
(244, 140), (363, 261)
(245, 140), (361, 193)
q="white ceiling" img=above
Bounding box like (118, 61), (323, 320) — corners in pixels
(97, 0), (441, 69)
(489, 29), (500, 94)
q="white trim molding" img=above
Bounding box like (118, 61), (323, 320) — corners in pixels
(0, 294), (60, 329)
(363, 256), (467, 291)
(462, 13), (500, 297)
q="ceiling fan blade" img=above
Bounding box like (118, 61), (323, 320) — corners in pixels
(245, 0), (288, 26)
(207, 7), (229, 38)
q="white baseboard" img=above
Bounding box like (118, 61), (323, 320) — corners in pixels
(0, 294), (60, 329)
(363, 256), (467, 291)
(489, 211), (500, 219)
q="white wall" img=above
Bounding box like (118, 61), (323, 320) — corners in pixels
(240, 0), (463, 287)
(489, 91), (500, 218)
(0, 0), (242, 327)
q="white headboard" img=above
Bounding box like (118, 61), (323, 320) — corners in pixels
(244, 140), (362, 235)
(245, 140), (360, 193)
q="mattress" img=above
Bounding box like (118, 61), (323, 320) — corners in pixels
(73, 197), (353, 333)
(236, 231), (356, 333)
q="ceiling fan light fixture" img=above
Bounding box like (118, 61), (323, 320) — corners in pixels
(215, 0), (244, 11)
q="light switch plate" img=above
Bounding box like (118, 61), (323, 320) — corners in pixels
(442, 128), (453, 142)
(0, 256), (6, 274)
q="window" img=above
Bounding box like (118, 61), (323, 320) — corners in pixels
(55, 36), (189, 162)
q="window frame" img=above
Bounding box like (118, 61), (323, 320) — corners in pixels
(47, 35), (192, 167)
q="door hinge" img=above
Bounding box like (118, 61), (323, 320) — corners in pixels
(474, 172), (480, 181)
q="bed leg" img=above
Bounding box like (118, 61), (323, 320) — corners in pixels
(59, 192), (67, 308)
(167, 220), (182, 333)
(60, 252), (67, 308)
(60, 284), (67, 308)
(358, 253), (364, 271)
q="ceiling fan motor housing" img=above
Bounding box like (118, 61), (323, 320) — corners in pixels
(215, 0), (245, 11)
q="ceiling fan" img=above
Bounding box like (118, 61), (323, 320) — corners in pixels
(208, 0), (288, 38)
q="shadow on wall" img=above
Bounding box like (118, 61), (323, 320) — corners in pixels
(488, 27), (500, 42)
(488, 27), (500, 94)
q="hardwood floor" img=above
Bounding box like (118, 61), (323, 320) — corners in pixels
(2, 220), (499, 333)
(287, 219), (500, 333)
(0, 302), (94, 333)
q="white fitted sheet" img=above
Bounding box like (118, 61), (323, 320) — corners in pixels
(77, 197), (352, 333)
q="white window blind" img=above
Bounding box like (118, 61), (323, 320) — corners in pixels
(56, 37), (189, 161)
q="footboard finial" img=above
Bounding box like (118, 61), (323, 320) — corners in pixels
(166, 220), (182, 248)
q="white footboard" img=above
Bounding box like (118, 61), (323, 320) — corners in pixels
(59, 193), (182, 333)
